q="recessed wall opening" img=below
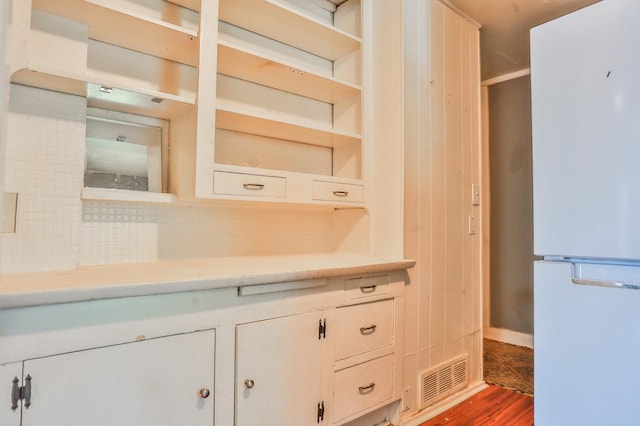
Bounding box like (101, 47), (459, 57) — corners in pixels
(84, 108), (169, 193)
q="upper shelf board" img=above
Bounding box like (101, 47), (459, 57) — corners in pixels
(216, 104), (361, 149)
(218, 0), (361, 61)
(218, 41), (360, 104)
(33, 0), (200, 66)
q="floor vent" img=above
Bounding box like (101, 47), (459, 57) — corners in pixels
(418, 354), (468, 410)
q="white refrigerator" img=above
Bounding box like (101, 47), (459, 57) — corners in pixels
(531, 0), (640, 424)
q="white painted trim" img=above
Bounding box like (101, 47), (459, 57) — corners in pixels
(481, 68), (531, 87)
(480, 85), (490, 329)
(401, 382), (488, 426)
(484, 327), (533, 348)
(438, 0), (481, 29)
(81, 187), (178, 204)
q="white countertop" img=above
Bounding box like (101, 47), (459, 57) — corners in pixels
(0, 254), (415, 309)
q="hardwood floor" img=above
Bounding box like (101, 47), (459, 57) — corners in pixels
(419, 385), (534, 426)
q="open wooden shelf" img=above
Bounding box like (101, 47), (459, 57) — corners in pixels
(33, 0), (200, 66)
(216, 104), (361, 149)
(218, 0), (361, 61)
(11, 68), (194, 120)
(217, 41), (360, 104)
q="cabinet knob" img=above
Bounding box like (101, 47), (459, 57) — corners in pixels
(244, 379), (255, 389)
(199, 388), (211, 399)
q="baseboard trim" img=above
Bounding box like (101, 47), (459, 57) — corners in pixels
(484, 327), (533, 348)
(401, 381), (487, 426)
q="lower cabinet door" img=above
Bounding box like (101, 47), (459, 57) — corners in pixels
(0, 362), (22, 426)
(21, 330), (215, 426)
(236, 311), (325, 426)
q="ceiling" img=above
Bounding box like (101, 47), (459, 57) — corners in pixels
(446, 0), (600, 80)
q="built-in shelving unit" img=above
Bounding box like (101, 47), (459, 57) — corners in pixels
(6, 0), (368, 207)
(190, 0), (365, 206)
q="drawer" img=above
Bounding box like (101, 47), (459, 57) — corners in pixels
(335, 299), (394, 360)
(333, 354), (394, 422)
(213, 171), (286, 198)
(312, 180), (363, 203)
(344, 275), (390, 301)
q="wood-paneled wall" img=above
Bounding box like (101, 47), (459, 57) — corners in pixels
(403, 0), (482, 418)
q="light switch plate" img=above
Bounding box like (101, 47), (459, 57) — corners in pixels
(472, 183), (480, 206)
(2, 192), (18, 233)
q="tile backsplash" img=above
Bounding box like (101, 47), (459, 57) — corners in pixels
(79, 201), (336, 265)
(1, 84), (363, 273)
(1, 84), (85, 272)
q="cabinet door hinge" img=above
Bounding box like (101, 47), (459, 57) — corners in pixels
(318, 318), (326, 340)
(11, 375), (32, 411)
(317, 400), (325, 423)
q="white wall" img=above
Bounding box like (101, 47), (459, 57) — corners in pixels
(403, 0), (483, 418)
(487, 75), (534, 335)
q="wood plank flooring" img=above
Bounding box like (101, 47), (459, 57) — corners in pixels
(419, 385), (534, 426)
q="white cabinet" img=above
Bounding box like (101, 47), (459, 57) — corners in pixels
(235, 283), (402, 426)
(0, 267), (410, 426)
(235, 311), (327, 425)
(2, 330), (215, 426)
(331, 276), (402, 424)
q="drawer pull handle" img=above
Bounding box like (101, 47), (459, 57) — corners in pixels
(360, 285), (377, 293)
(243, 183), (265, 190)
(358, 382), (376, 393)
(244, 379), (255, 389)
(199, 388), (211, 399)
(333, 190), (349, 197)
(360, 324), (377, 334)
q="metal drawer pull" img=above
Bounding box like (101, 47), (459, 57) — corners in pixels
(360, 324), (377, 334)
(360, 285), (377, 293)
(333, 190), (349, 197)
(358, 382), (376, 393)
(244, 379), (255, 389)
(199, 388), (211, 399)
(243, 183), (265, 190)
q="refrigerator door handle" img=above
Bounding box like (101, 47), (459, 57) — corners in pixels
(570, 262), (640, 290)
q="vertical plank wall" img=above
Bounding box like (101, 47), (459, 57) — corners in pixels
(403, 0), (482, 418)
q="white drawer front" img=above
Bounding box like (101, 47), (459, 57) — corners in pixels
(333, 355), (394, 422)
(344, 275), (390, 301)
(213, 171), (286, 198)
(312, 180), (363, 203)
(335, 299), (394, 360)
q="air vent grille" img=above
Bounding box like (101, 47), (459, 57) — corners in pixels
(419, 354), (468, 410)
